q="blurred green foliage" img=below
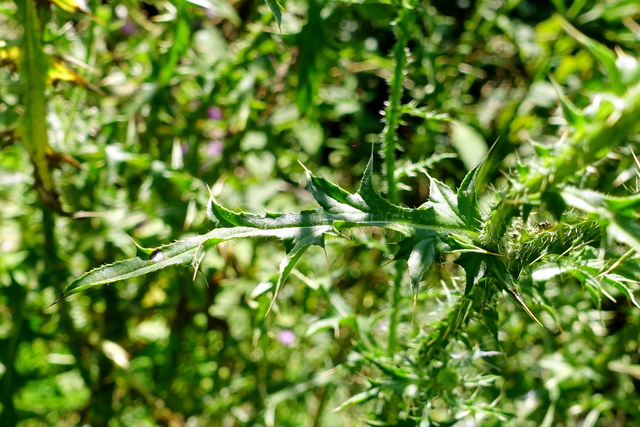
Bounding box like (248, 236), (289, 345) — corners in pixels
(1, 0), (639, 425)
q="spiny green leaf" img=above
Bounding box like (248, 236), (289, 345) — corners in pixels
(560, 186), (640, 216)
(358, 156), (407, 215)
(58, 160), (485, 304)
(608, 215), (640, 254)
(531, 253), (639, 309)
(560, 186), (607, 213)
(407, 235), (438, 294)
(207, 194), (334, 229)
(457, 157), (485, 230)
(49, 235), (209, 305)
(558, 15), (623, 94)
(549, 75), (585, 127)
(604, 192), (640, 213)
(600, 273), (640, 309)
(421, 174), (465, 228)
(487, 257), (543, 327)
(357, 157), (473, 233)
(302, 164), (369, 213)
(394, 230), (436, 261)
(455, 253), (486, 296)
(268, 229), (325, 314)
(51, 224), (332, 304)
(394, 153), (457, 181)
(264, 0), (283, 32)
(561, 186), (640, 252)
(333, 387), (382, 412)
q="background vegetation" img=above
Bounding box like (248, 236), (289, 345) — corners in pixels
(1, 0), (639, 425)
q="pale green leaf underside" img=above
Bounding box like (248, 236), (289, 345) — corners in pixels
(532, 258), (640, 309)
(561, 186), (640, 252)
(407, 236), (437, 293)
(54, 225), (331, 303)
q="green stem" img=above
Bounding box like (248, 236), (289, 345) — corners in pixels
(481, 203), (518, 255)
(387, 266), (404, 356)
(18, 0), (61, 211)
(384, 0), (413, 357)
(0, 279), (28, 426)
(382, 2), (411, 204)
(417, 292), (474, 364)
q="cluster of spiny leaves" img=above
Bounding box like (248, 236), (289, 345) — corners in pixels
(56, 19), (640, 313)
(347, 19), (640, 423)
(53, 157), (487, 308)
(484, 18), (640, 309)
(55, 15), (640, 356)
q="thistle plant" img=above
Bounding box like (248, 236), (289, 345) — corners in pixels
(48, 9), (640, 425)
(54, 16), (640, 322)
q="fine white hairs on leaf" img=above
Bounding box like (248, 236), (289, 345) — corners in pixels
(150, 249), (165, 263)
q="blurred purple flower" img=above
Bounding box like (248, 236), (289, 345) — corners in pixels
(278, 330), (296, 346)
(205, 140), (224, 158)
(207, 106), (223, 121)
(119, 19), (138, 36)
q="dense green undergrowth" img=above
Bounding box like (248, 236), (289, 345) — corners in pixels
(1, 0), (640, 426)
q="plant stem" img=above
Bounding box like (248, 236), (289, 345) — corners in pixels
(18, 0), (62, 212)
(481, 203), (518, 255)
(382, 2), (411, 205)
(0, 278), (28, 426)
(384, 0), (413, 356)
(387, 266), (404, 356)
